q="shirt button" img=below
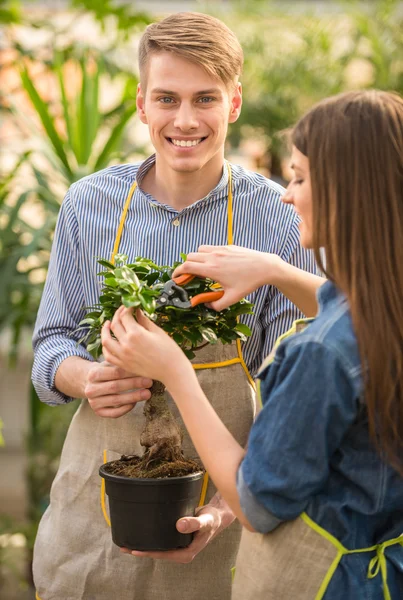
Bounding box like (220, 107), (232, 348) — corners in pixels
(172, 218), (180, 227)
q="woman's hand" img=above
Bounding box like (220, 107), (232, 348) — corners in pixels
(101, 306), (193, 388)
(173, 245), (283, 310)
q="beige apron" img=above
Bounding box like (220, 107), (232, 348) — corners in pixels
(232, 320), (403, 600)
(34, 164), (257, 600)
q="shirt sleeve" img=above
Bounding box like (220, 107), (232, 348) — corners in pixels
(32, 189), (94, 405)
(259, 213), (320, 358)
(237, 338), (358, 533)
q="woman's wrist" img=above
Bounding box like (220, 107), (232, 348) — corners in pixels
(164, 359), (198, 399)
(259, 252), (285, 288)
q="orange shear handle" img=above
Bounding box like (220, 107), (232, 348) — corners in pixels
(172, 273), (195, 286)
(190, 290), (224, 307)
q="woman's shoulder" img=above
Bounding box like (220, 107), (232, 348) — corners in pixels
(259, 282), (363, 396)
(286, 283), (362, 386)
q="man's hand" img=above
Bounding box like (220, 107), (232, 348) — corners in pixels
(120, 493), (236, 563)
(85, 362), (152, 418)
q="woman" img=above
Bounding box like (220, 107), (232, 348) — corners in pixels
(101, 90), (403, 599)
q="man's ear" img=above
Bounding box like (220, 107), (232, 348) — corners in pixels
(136, 83), (148, 125)
(228, 82), (242, 124)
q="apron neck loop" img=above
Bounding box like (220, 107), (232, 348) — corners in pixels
(111, 162), (234, 265)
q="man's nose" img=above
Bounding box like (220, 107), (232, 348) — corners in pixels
(173, 103), (199, 130)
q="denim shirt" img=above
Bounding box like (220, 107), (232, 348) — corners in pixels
(237, 280), (403, 599)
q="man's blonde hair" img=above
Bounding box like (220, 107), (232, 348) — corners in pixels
(138, 12), (243, 89)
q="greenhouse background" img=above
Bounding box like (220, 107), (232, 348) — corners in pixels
(1, 0), (402, 597)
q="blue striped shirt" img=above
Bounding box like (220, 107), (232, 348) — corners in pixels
(32, 155), (318, 405)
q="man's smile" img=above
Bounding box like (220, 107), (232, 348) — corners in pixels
(167, 137), (207, 148)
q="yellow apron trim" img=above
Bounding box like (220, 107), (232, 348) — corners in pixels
(301, 512), (403, 600)
(236, 338), (255, 390)
(227, 163), (233, 245)
(36, 594), (42, 600)
(198, 472), (209, 507)
(259, 317), (314, 373)
(256, 378), (262, 409)
(101, 449), (111, 527)
(110, 180), (137, 264)
(193, 357), (242, 370)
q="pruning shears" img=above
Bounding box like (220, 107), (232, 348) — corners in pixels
(156, 274), (224, 309)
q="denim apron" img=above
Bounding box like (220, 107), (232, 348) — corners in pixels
(232, 320), (403, 600)
(34, 164), (257, 600)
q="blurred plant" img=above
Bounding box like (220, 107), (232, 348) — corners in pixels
(1, 49), (139, 361)
(348, 0), (403, 95)
(214, 0), (403, 179)
(71, 0), (151, 39)
(0, 0), (21, 24)
(221, 3), (352, 177)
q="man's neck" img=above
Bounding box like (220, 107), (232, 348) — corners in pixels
(141, 156), (225, 211)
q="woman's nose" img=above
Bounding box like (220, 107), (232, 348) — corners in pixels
(281, 185), (294, 205)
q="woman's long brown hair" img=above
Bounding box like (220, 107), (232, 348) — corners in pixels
(293, 90), (403, 473)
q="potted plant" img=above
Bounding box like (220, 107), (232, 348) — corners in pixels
(76, 253), (253, 551)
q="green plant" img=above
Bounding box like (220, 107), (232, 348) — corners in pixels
(75, 253), (253, 474)
(76, 253), (254, 360)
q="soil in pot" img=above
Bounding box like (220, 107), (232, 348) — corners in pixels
(104, 380), (202, 479)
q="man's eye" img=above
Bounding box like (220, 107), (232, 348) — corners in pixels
(197, 97), (214, 103)
(159, 97), (175, 104)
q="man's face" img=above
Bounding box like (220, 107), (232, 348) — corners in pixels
(137, 52), (242, 174)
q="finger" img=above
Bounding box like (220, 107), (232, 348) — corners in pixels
(95, 404), (136, 418)
(207, 297), (231, 311)
(111, 306), (127, 339)
(102, 322), (123, 357)
(87, 376), (153, 398)
(173, 261), (210, 279)
(176, 513), (215, 534)
(119, 307), (141, 332)
(89, 388), (151, 407)
(198, 245), (224, 253)
(135, 309), (161, 332)
(129, 547), (194, 563)
(89, 363), (139, 382)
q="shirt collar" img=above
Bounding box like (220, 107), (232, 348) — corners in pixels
(135, 154), (230, 209)
(316, 279), (346, 310)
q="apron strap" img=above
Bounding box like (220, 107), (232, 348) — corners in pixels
(301, 512), (403, 600)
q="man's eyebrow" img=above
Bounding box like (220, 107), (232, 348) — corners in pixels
(151, 88), (177, 95)
(196, 88), (223, 95)
(150, 87), (223, 96)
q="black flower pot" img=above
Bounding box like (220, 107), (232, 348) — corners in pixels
(99, 463), (205, 551)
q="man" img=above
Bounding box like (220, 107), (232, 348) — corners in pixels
(32, 12), (317, 600)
